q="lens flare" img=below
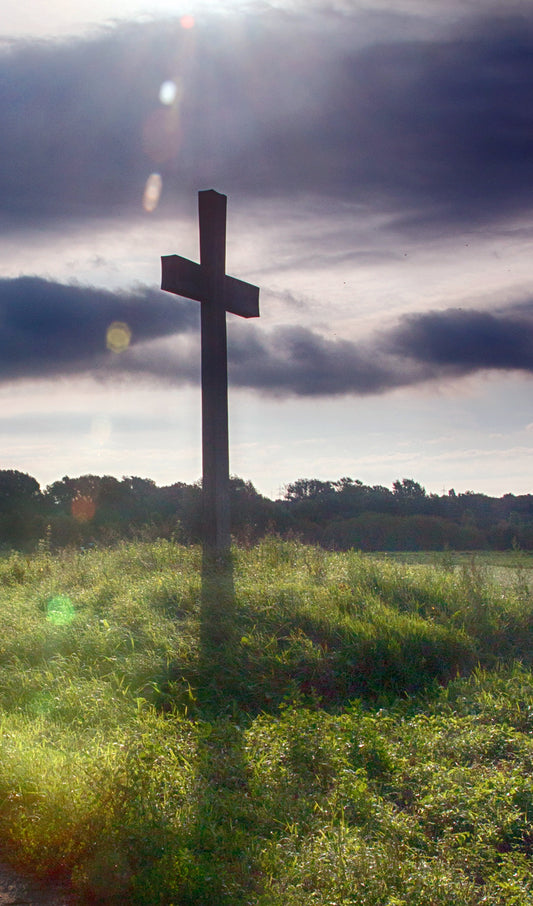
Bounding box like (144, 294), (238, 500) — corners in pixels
(71, 495), (96, 523)
(106, 321), (132, 353)
(90, 415), (112, 447)
(27, 691), (53, 716)
(46, 595), (75, 626)
(159, 80), (177, 105)
(143, 172), (163, 213)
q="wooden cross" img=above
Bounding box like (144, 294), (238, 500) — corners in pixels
(161, 189), (260, 554)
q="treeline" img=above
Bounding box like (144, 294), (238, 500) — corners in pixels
(0, 470), (532, 552)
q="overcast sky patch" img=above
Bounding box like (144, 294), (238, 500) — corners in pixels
(2, 8), (533, 235)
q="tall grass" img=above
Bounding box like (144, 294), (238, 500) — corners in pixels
(0, 540), (531, 903)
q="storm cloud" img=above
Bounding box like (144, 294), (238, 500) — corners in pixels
(2, 6), (533, 398)
(225, 302), (533, 396)
(2, 8), (533, 233)
(0, 276), (198, 380)
(2, 276), (533, 397)
(388, 305), (533, 373)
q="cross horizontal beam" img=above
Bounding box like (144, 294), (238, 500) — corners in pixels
(161, 254), (260, 319)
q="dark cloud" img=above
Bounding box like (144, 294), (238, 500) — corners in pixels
(0, 13), (335, 226)
(0, 276), (198, 380)
(332, 13), (533, 230)
(2, 8), (533, 232)
(227, 326), (407, 396)
(388, 306), (533, 372)
(224, 302), (533, 396)
(1, 277), (532, 395)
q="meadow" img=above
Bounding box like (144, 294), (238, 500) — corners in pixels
(0, 539), (532, 904)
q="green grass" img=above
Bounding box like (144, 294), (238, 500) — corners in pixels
(0, 540), (532, 903)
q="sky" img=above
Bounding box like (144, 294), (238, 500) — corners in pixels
(1, 0), (533, 499)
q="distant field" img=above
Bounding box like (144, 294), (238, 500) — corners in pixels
(372, 548), (533, 566)
(0, 540), (532, 904)
(372, 548), (533, 589)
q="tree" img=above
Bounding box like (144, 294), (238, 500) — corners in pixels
(392, 478), (426, 498)
(0, 470), (40, 507)
(0, 470), (42, 547)
(284, 478), (334, 501)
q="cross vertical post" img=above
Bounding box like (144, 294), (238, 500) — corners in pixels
(161, 189), (260, 556)
(199, 190), (230, 552)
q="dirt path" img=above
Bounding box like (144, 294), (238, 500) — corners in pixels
(0, 861), (77, 905)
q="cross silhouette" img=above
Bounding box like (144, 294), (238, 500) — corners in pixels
(161, 189), (260, 553)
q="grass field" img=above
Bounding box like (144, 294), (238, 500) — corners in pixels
(0, 539), (532, 904)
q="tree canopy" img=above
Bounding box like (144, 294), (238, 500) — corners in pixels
(0, 469), (531, 552)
